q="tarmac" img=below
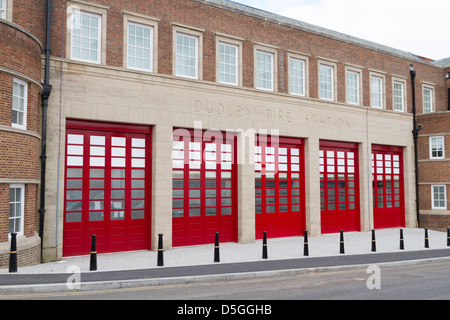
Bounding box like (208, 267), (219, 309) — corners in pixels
(1, 228), (450, 293)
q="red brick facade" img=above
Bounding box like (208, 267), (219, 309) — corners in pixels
(418, 111), (450, 232)
(0, 18), (43, 267)
(45, 0), (447, 112)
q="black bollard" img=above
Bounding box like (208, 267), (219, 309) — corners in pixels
(157, 233), (164, 266)
(89, 234), (97, 271)
(447, 228), (450, 247)
(339, 230), (345, 254)
(214, 232), (220, 263)
(399, 229), (404, 250)
(303, 230), (309, 256)
(9, 233), (17, 273)
(371, 229), (376, 252)
(262, 231), (268, 259)
(424, 228), (429, 248)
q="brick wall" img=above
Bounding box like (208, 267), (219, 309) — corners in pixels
(44, 0), (447, 113)
(0, 184), (40, 268)
(0, 20), (42, 264)
(420, 215), (450, 233)
(0, 242), (41, 269)
(417, 112), (450, 230)
(0, 22), (42, 83)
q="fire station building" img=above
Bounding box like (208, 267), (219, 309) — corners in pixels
(1, 0), (449, 265)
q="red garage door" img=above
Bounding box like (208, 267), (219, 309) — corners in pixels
(254, 135), (305, 239)
(372, 145), (405, 229)
(171, 129), (237, 247)
(64, 120), (152, 257)
(320, 141), (360, 234)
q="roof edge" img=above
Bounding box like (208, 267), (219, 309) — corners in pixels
(195, 0), (443, 68)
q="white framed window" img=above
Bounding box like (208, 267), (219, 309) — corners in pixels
(319, 63), (334, 101)
(393, 80), (405, 112)
(9, 184), (25, 236)
(346, 70), (359, 105)
(71, 10), (102, 64)
(127, 22), (153, 72)
(432, 185), (447, 209)
(255, 50), (274, 91)
(175, 32), (199, 79)
(218, 41), (238, 85)
(423, 86), (434, 113)
(430, 136), (445, 159)
(12, 78), (28, 130)
(289, 57), (306, 96)
(370, 75), (384, 108)
(0, 0), (6, 19)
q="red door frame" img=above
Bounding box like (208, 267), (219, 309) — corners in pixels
(320, 140), (360, 234)
(63, 119), (152, 256)
(372, 144), (405, 229)
(255, 135), (306, 239)
(172, 128), (238, 247)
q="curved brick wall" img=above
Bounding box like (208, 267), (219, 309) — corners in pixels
(0, 21), (42, 268)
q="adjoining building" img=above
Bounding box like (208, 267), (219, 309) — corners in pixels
(0, 0), (449, 266)
(417, 58), (450, 231)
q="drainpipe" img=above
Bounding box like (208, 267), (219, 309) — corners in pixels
(39, 0), (53, 257)
(410, 64), (421, 227)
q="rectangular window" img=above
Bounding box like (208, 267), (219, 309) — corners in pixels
(176, 33), (198, 79)
(371, 76), (383, 108)
(256, 50), (274, 91)
(12, 78), (28, 130)
(346, 70), (359, 105)
(430, 136), (445, 159)
(393, 81), (405, 112)
(9, 184), (25, 236)
(289, 57), (305, 96)
(432, 185), (446, 209)
(218, 42), (238, 85)
(71, 10), (101, 63)
(127, 22), (153, 72)
(423, 87), (433, 113)
(0, 0), (6, 19)
(319, 64), (333, 100)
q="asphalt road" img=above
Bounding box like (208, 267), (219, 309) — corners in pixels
(3, 260), (450, 301)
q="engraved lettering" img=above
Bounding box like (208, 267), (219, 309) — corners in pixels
(194, 99), (250, 118)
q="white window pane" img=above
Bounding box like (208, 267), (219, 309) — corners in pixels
(90, 135), (105, 145)
(173, 159), (184, 168)
(319, 65), (333, 100)
(127, 23), (153, 71)
(256, 51), (273, 91)
(68, 134), (84, 144)
(176, 33), (198, 79)
(112, 158), (126, 167)
(346, 71), (359, 104)
(289, 58), (305, 96)
(90, 156), (105, 167)
(90, 146), (105, 156)
(371, 76), (383, 108)
(111, 147), (125, 157)
(218, 42), (238, 85)
(68, 156), (84, 166)
(132, 148), (145, 158)
(111, 137), (126, 146)
(71, 11), (100, 63)
(68, 145), (83, 155)
(172, 150), (184, 159)
(132, 138), (145, 148)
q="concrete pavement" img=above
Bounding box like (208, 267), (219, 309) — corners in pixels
(0, 228), (449, 293)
